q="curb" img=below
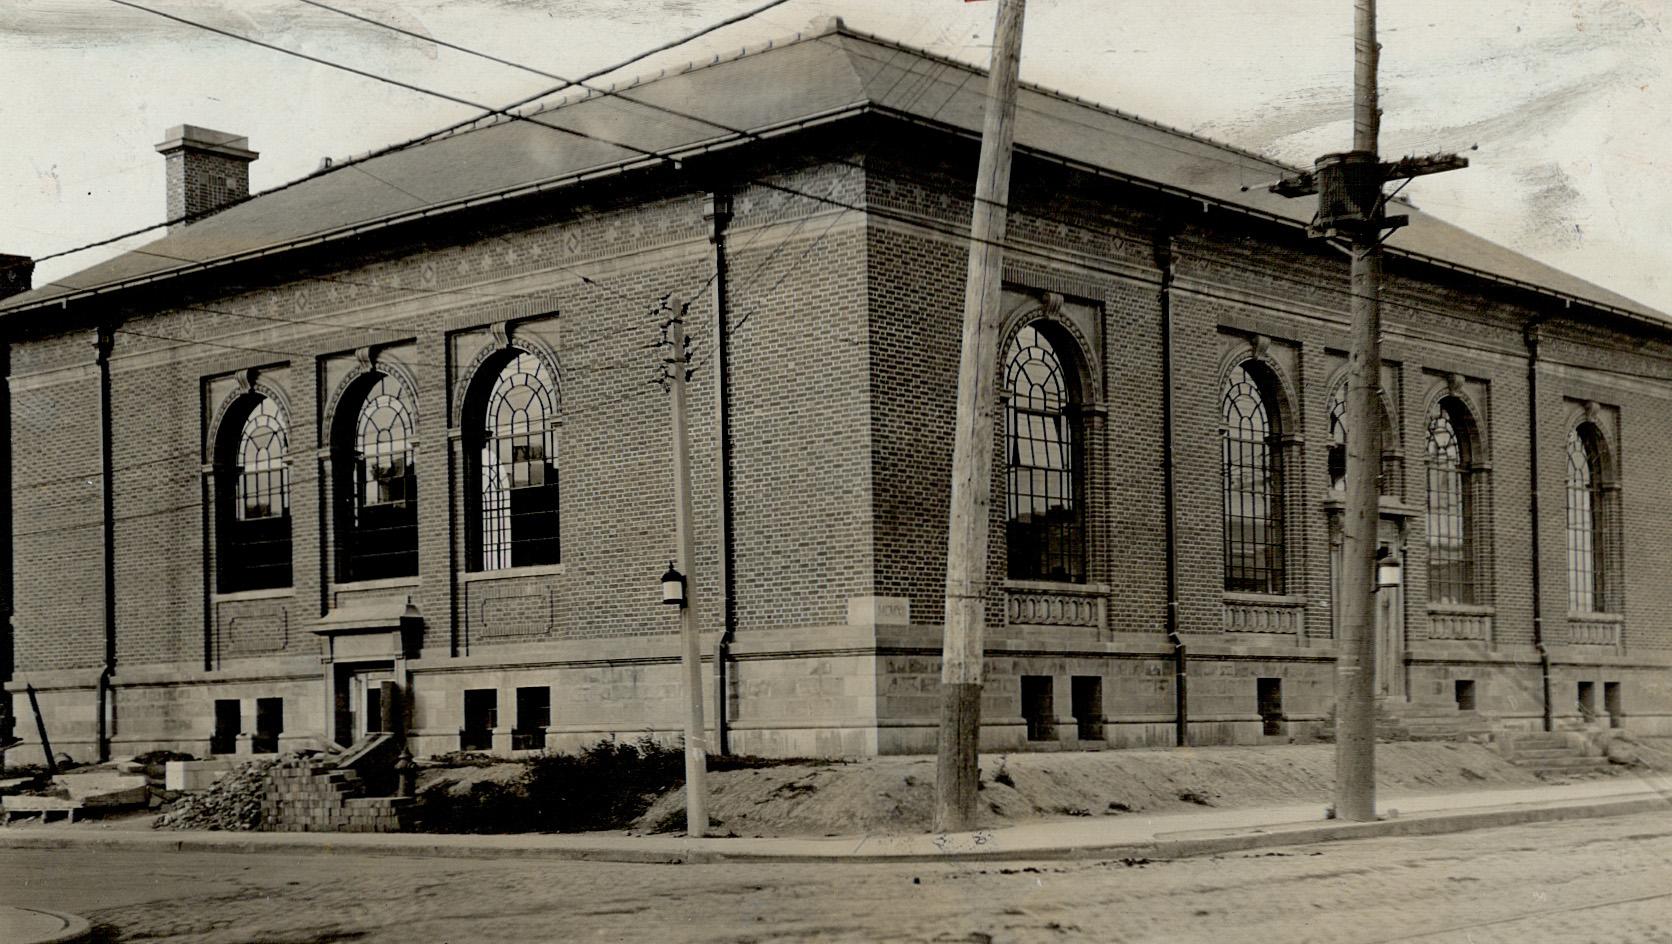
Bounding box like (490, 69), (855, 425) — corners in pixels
(0, 907), (92, 944)
(0, 793), (1664, 865)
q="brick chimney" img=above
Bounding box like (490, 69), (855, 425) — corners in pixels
(0, 254), (32, 302)
(155, 125), (258, 225)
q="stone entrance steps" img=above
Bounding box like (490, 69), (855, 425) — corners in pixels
(1501, 732), (1615, 777)
(1375, 702), (1492, 742)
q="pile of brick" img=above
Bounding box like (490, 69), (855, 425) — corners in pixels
(155, 757), (278, 831)
(262, 756), (411, 833)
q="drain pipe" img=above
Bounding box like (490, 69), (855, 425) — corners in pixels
(706, 191), (736, 756)
(1154, 225), (1188, 747)
(95, 325), (117, 762)
(1524, 316), (1554, 733)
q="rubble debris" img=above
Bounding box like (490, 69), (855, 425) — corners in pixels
(154, 756), (282, 831)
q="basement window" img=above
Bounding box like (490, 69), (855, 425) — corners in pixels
(512, 686), (551, 751)
(1071, 676), (1103, 742)
(1021, 676), (1055, 742)
(211, 699), (241, 755)
(1257, 678), (1283, 736)
(1454, 680), (1476, 713)
(461, 689), (498, 751)
(252, 697), (283, 754)
(1604, 681), (1622, 729)
(1578, 681), (1597, 722)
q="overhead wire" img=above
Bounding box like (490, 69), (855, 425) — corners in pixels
(4, 0), (800, 274)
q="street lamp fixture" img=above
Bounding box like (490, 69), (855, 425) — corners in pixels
(1375, 547), (1401, 591)
(661, 561), (686, 608)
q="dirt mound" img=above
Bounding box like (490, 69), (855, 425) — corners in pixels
(635, 742), (1550, 837)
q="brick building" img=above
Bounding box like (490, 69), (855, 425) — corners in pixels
(3, 21), (1669, 763)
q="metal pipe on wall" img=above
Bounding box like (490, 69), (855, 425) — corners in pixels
(96, 325), (117, 762)
(706, 190), (736, 757)
(1153, 225), (1188, 747)
(1524, 317), (1554, 733)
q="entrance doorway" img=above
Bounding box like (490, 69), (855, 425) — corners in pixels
(333, 662), (394, 746)
(1329, 518), (1407, 699)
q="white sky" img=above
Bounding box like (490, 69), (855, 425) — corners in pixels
(2, 0), (1668, 313)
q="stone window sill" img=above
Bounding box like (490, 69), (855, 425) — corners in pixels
(333, 576), (421, 593)
(212, 587), (296, 603)
(460, 563), (566, 584)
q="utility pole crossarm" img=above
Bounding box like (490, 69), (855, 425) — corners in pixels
(1269, 153), (1470, 200)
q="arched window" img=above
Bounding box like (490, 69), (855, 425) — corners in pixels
(336, 373), (417, 582)
(471, 351), (560, 571)
(1327, 380), (1398, 496)
(1566, 423), (1612, 613)
(1222, 362), (1285, 593)
(1004, 322), (1084, 583)
(1426, 400), (1476, 605)
(217, 395), (291, 593)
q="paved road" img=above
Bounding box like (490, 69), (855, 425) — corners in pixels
(9, 811), (1672, 943)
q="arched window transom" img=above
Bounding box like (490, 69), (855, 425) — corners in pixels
(217, 393), (292, 593)
(477, 351), (560, 570)
(1327, 380), (1397, 495)
(1004, 323), (1084, 583)
(236, 397), (289, 521)
(337, 372), (418, 582)
(1222, 363), (1284, 593)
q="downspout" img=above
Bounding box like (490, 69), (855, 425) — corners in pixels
(1524, 317), (1553, 733)
(0, 342), (12, 753)
(706, 191), (736, 756)
(96, 325), (116, 762)
(1154, 225), (1187, 747)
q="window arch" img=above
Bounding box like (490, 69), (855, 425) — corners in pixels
(1326, 380), (1398, 496)
(335, 372), (417, 583)
(469, 350), (560, 571)
(1566, 422), (1614, 613)
(1426, 398), (1478, 605)
(1222, 362), (1285, 593)
(217, 395), (292, 593)
(1004, 322), (1084, 583)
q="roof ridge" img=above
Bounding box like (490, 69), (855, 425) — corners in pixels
(824, 22), (1305, 178)
(312, 17), (849, 171)
(312, 16), (1306, 181)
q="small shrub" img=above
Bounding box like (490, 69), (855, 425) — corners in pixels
(411, 737), (687, 834)
(522, 737), (684, 832)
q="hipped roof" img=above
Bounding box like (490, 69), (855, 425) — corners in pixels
(6, 20), (1661, 324)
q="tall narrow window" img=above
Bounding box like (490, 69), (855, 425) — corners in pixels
(1426, 402), (1474, 604)
(218, 395), (291, 593)
(1566, 424), (1609, 613)
(1327, 380), (1397, 495)
(1223, 362), (1285, 593)
(337, 373), (417, 582)
(472, 351), (560, 571)
(1005, 322), (1084, 583)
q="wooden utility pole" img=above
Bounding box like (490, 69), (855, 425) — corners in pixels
(1273, 0), (1465, 823)
(936, 0), (1026, 834)
(1334, 0), (1384, 823)
(665, 312), (709, 838)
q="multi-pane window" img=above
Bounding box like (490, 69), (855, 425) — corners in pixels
(475, 352), (560, 571)
(1004, 323), (1084, 583)
(337, 373), (418, 582)
(1426, 402), (1474, 604)
(219, 395), (292, 593)
(1222, 362), (1285, 593)
(1326, 380), (1397, 495)
(1566, 424), (1610, 613)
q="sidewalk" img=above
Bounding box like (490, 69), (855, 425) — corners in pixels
(1, 776), (1667, 865)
